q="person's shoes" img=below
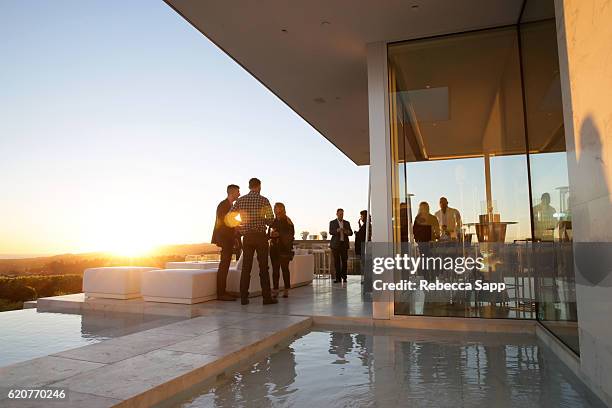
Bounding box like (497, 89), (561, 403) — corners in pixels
(283, 289), (289, 298)
(217, 294), (236, 301)
(271, 289), (279, 299)
(241, 298), (250, 305)
(263, 298), (278, 305)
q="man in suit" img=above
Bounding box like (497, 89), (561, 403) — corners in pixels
(329, 208), (353, 283)
(211, 184), (241, 301)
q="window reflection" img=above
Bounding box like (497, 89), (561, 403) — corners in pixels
(388, 0), (578, 354)
(389, 27), (534, 319)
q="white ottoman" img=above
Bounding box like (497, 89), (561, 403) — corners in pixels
(226, 254), (314, 295)
(141, 269), (217, 304)
(165, 261), (227, 270)
(226, 256), (263, 296)
(83, 266), (159, 299)
(291, 254), (315, 287)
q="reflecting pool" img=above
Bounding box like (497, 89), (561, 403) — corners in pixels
(177, 329), (603, 408)
(0, 309), (184, 367)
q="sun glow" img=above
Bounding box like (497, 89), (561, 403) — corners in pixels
(106, 237), (156, 257)
(79, 200), (167, 257)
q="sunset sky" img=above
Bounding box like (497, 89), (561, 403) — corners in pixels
(0, 1), (369, 256)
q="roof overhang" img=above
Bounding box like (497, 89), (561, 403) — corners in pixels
(164, 0), (525, 165)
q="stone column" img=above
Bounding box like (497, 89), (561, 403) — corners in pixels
(367, 41), (393, 320)
(555, 0), (612, 405)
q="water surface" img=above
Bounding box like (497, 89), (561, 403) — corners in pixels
(178, 329), (603, 408)
(0, 309), (184, 366)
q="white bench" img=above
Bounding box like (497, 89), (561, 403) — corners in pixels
(138, 254), (314, 303)
(165, 261), (228, 269)
(83, 266), (159, 299)
(141, 269), (217, 304)
(226, 254), (314, 296)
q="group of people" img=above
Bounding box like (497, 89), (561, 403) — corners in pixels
(211, 178), (294, 305)
(211, 178), (371, 305)
(412, 197), (462, 242)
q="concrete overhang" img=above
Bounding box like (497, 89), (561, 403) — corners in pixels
(164, 1), (526, 165)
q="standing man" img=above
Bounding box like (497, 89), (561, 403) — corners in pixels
(533, 192), (557, 240)
(329, 208), (353, 283)
(435, 197), (462, 240)
(211, 184), (241, 301)
(230, 178), (277, 305)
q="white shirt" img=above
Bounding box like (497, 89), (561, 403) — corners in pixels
(337, 218), (345, 241)
(435, 207), (462, 238)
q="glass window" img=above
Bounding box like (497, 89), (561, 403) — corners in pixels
(520, 1), (578, 354)
(389, 27), (534, 319)
(387, 0), (578, 354)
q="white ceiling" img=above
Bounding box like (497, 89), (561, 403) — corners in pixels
(165, 0), (525, 165)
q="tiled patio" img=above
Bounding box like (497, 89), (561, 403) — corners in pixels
(36, 276), (372, 319)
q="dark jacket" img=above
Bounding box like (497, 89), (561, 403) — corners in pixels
(269, 217), (295, 257)
(211, 199), (236, 246)
(355, 219), (372, 256)
(329, 219), (353, 250)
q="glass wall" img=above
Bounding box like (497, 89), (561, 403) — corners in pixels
(387, 0), (579, 354)
(389, 26), (534, 319)
(520, 0), (578, 354)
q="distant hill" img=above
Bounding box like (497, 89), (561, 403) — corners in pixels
(152, 242), (219, 257)
(0, 243), (219, 275)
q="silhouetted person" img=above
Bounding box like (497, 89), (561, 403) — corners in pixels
(414, 201), (440, 242)
(269, 202), (294, 298)
(413, 201), (439, 280)
(230, 178), (277, 305)
(355, 210), (371, 285)
(354, 210), (371, 258)
(329, 208), (353, 283)
(435, 197), (462, 240)
(211, 184), (240, 301)
(533, 192), (557, 241)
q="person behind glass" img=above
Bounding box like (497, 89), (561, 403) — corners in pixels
(414, 202), (440, 243)
(413, 201), (440, 279)
(269, 202), (295, 299)
(211, 184), (241, 301)
(329, 208), (353, 283)
(435, 197), (462, 240)
(230, 177), (278, 305)
(533, 192), (557, 241)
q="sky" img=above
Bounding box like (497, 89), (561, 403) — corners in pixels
(0, 1), (369, 256)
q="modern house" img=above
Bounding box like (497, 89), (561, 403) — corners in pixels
(164, 0), (612, 405)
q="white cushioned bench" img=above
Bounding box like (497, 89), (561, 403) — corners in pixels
(83, 266), (159, 300)
(141, 269), (217, 304)
(165, 261), (228, 269)
(226, 254), (314, 297)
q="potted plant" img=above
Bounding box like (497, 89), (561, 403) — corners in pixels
(301, 231), (309, 240)
(320, 231), (328, 240)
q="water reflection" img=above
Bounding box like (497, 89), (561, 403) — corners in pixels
(179, 330), (603, 408)
(0, 309), (184, 367)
